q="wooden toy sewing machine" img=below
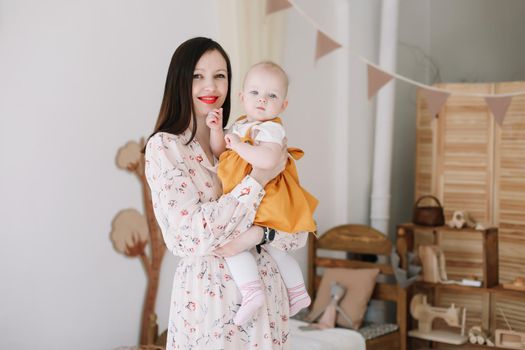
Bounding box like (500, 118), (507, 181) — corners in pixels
(408, 293), (468, 345)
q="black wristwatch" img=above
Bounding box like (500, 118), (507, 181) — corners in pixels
(256, 227), (276, 254)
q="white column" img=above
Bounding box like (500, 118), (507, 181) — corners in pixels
(334, 0), (350, 224)
(370, 0), (399, 235)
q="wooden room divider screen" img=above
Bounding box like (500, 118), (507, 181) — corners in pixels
(414, 81), (525, 336)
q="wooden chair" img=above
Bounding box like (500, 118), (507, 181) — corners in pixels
(308, 224), (407, 350)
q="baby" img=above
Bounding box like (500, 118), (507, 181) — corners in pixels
(207, 61), (318, 325)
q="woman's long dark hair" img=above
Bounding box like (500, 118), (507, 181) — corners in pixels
(149, 37), (232, 145)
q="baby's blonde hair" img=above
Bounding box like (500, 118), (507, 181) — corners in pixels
(244, 61), (289, 94)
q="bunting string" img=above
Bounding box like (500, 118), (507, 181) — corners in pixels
(284, 0), (342, 60)
(359, 56), (525, 98)
(266, 0), (525, 122)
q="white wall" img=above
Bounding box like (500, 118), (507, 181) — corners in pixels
(346, 0), (381, 224)
(429, 0), (525, 83)
(0, 1), (219, 349)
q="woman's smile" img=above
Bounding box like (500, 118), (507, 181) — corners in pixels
(198, 95), (219, 104)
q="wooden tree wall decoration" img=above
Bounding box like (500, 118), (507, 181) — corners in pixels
(110, 138), (166, 345)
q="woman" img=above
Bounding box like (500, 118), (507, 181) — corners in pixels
(145, 37), (308, 349)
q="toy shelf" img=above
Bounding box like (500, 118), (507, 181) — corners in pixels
(396, 223), (499, 288)
(396, 224), (517, 350)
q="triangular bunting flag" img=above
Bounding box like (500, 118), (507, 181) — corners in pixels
(367, 65), (394, 99)
(485, 95), (512, 125)
(420, 88), (450, 118)
(315, 30), (342, 61)
(266, 0), (292, 15)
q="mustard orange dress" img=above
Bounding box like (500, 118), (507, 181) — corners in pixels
(218, 116), (318, 233)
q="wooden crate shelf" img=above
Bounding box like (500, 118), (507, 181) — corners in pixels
(395, 223), (522, 350)
(396, 223), (498, 288)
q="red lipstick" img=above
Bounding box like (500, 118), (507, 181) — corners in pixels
(198, 96), (219, 104)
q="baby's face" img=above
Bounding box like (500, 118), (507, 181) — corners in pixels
(241, 67), (288, 122)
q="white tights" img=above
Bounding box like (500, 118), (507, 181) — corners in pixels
(224, 241), (310, 324)
(224, 245), (305, 288)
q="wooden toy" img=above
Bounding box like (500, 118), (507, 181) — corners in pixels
(495, 307), (525, 349)
(408, 293), (467, 345)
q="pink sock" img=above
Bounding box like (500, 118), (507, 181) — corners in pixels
(233, 280), (265, 325)
(288, 283), (311, 317)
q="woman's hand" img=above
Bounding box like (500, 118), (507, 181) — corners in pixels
(206, 108), (223, 130)
(214, 226), (263, 258)
(250, 138), (288, 187)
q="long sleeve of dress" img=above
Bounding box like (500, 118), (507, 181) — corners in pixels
(145, 132), (265, 257)
(270, 229), (309, 252)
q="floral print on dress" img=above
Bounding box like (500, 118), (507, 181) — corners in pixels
(145, 131), (307, 349)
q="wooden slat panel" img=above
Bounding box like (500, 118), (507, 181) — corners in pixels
(435, 83), (494, 225)
(415, 88), (438, 200)
(315, 257), (394, 275)
(494, 81), (525, 284)
(494, 294), (525, 333)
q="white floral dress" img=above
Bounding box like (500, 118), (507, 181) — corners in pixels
(145, 131), (307, 350)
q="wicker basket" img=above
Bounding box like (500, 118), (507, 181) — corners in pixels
(412, 195), (445, 227)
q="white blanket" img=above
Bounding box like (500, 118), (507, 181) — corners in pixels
(289, 319), (366, 350)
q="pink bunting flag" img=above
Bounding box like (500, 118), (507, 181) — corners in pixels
(315, 30), (342, 61)
(266, 0), (292, 15)
(367, 65), (394, 99)
(420, 88), (450, 118)
(485, 95), (512, 125)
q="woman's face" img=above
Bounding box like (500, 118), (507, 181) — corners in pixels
(192, 50), (228, 118)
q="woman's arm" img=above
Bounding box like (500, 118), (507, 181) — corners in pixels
(213, 228), (309, 257)
(213, 226), (264, 257)
(210, 128), (227, 158)
(269, 230), (309, 251)
(145, 133), (265, 257)
(207, 109), (227, 158)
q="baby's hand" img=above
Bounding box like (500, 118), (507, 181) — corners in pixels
(224, 133), (241, 149)
(206, 108), (223, 130)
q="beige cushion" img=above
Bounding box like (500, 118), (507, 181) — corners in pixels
(308, 268), (379, 329)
